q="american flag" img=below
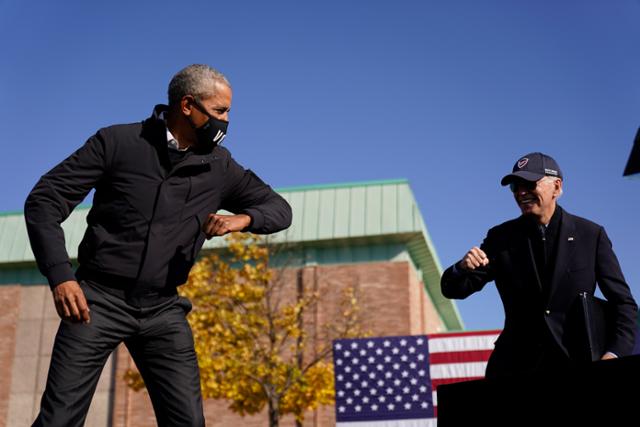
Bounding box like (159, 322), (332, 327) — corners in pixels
(333, 330), (500, 426)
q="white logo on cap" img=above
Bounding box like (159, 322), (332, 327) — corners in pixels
(517, 158), (529, 169)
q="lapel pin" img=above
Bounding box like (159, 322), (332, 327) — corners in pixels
(568, 237), (574, 241)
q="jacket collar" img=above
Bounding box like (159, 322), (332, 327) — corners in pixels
(513, 205), (571, 299)
(142, 105), (219, 171)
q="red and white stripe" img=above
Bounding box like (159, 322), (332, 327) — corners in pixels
(428, 330), (501, 414)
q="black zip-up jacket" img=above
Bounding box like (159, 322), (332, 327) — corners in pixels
(25, 105), (292, 304)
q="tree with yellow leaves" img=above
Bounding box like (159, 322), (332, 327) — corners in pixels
(126, 233), (364, 427)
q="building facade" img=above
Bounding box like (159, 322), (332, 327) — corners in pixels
(0, 179), (463, 426)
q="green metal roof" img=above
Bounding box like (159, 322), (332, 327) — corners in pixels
(0, 179), (463, 330)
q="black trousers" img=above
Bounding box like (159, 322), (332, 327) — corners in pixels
(33, 281), (205, 427)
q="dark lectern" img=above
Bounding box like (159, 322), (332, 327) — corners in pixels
(437, 355), (640, 426)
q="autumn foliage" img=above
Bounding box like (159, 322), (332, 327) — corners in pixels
(125, 233), (364, 426)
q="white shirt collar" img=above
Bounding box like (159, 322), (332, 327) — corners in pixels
(159, 111), (189, 152)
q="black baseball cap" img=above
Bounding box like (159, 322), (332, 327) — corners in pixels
(500, 152), (563, 186)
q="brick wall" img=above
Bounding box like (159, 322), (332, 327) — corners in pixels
(111, 260), (445, 426)
(1, 259), (446, 426)
(1, 285), (113, 427)
(0, 286), (20, 427)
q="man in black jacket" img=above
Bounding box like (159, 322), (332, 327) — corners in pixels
(441, 152), (637, 379)
(25, 64), (292, 426)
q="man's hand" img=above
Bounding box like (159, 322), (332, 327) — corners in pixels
(458, 246), (489, 271)
(52, 280), (90, 323)
(600, 352), (618, 361)
(202, 213), (251, 239)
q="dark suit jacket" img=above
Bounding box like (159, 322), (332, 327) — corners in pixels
(441, 206), (637, 378)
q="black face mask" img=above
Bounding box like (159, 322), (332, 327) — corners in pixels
(190, 100), (229, 149)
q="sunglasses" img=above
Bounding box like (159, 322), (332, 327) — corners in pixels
(509, 180), (538, 193)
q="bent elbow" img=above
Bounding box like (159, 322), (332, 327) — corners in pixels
(281, 201), (293, 229)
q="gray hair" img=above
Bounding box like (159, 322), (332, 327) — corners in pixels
(167, 64), (231, 107)
(541, 176), (563, 198)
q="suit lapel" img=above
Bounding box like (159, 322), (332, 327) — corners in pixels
(547, 209), (577, 302)
(526, 237), (544, 292)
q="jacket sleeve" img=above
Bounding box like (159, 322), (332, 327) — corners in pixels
(441, 229), (497, 299)
(220, 154), (292, 234)
(24, 132), (108, 288)
(595, 226), (638, 357)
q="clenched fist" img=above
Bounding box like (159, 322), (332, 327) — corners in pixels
(202, 213), (251, 239)
(458, 246), (489, 271)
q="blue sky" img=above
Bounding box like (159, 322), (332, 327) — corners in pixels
(1, 0), (639, 330)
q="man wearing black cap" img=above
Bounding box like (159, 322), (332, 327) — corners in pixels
(441, 152), (637, 379)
